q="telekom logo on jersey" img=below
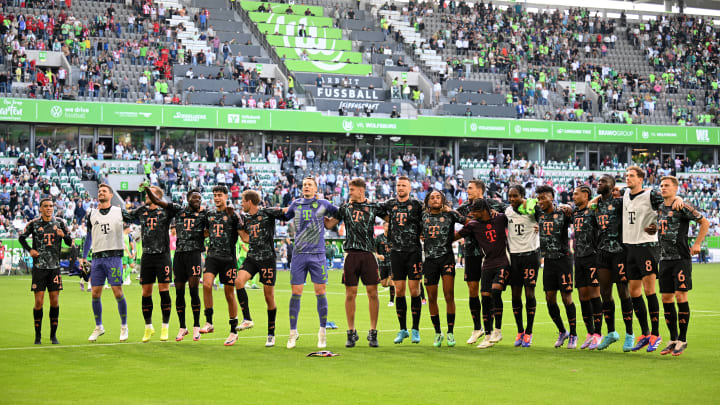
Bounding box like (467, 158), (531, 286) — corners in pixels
(485, 229), (497, 242)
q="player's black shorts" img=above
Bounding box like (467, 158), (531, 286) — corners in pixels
(480, 266), (509, 293)
(140, 253), (172, 285)
(574, 254), (599, 288)
(342, 250), (380, 287)
(390, 250), (423, 281)
(509, 250), (540, 287)
(241, 256), (277, 286)
(464, 255), (483, 283)
(659, 259), (692, 293)
(173, 251), (202, 284)
(423, 253), (455, 286)
(31, 268), (63, 292)
(379, 265), (392, 280)
(596, 249), (627, 283)
(543, 256), (573, 293)
(205, 256), (237, 285)
(625, 245), (658, 281)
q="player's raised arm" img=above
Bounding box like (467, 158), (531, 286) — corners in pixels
(144, 181), (169, 209)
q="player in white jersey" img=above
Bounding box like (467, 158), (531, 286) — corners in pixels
(81, 184), (129, 342)
(623, 166), (681, 353)
(506, 185), (541, 347)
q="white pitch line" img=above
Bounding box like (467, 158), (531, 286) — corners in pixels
(0, 322), (559, 352)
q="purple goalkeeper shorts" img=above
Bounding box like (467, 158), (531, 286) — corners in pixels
(90, 256), (124, 287)
(290, 253), (328, 285)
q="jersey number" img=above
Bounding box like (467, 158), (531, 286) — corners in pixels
(261, 267), (274, 280)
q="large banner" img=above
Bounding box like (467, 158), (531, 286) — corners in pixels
(311, 87), (388, 101)
(284, 60), (373, 75)
(256, 23), (342, 39)
(266, 35), (352, 51)
(248, 12), (333, 27)
(1, 98), (719, 145)
(274, 47), (362, 63)
(315, 99), (400, 114)
(241, 1), (324, 17)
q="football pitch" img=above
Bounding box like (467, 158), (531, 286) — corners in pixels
(2, 264), (720, 404)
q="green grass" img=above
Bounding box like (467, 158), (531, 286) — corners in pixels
(2, 264), (720, 404)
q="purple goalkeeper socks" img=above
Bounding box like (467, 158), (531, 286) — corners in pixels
(289, 294), (301, 330)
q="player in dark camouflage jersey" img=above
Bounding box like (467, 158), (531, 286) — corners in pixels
(236, 190), (285, 347)
(455, 179), (486, 344)
(201, 185), (242, 346)
(375, 222), (394, 306)
(326, 178), (384, 347)
(571, 185), (603, 350)
(421, 190), (464, 347)
(657, 176), (710, 356)
(592, 174), (635, 351)
(146, 186), (207, 342)
(124, 185), (180, 343)
(380, 176), (425, 344)
(19, 198), (73, 344)
(536, 185), (578, 349)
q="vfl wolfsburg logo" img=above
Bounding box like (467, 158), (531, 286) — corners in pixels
(513, 124), (522, 134)
(470, 123), (477, 132)
(312, 202), (319, 209)
(50, 106), (63, 118)
(641, 131), (649, 139)
(342, 120), (354, 131)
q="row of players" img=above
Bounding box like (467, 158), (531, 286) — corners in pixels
(21, 167), (707, 355)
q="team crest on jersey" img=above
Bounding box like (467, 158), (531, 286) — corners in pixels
(486, 224), (492, 229)
(668, 211), (674, 217)
(257, 216), (262, 221)
(223, 216), (228, 221)
(408, 205), (413, 210)
(393, 206), (397, 210)
(312, 202), (318, 209)
(553, 214), (558, 219)
(364, 207), (369, 212)
(609, 205), (614, 210)
(440, 217), (445, 222)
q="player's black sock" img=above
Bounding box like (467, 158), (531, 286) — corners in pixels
(512, 297), (524, 333)
(677, 301), (690, 342)
(190, 287), (201, 327)
(632, 296), (650, 336)
(663, 302), (678, 341)
(229, 317), (238, 334)
(236, 288), (252, 321)
(389, 285), (395, 303)
(620, 297), (633, 335)
(547, 302), (565, 333)
(447, 312), (455, 334)
(176, 287), (186, 329)
(525, 297), (536, 335)
(160, 290), (171, 324)
(481, 295), (493, 333)
(33, 308), (43, 339)
(491, 289), (502, 330)
(580, 299), (593, 335)
(647, 293), (660, 336)
(419, 284), (425, 300)
(205, 308), (213, 325)
(49, 306), (59, 338)
(590, 297), (603, 335)
(565, 302), (577, 336)
(410, 296), (422, 330)
(469, 296), (482, 330)
(267, 308), (277, 336)
(431, 314), (441, 334)
(603, 299), (616, 333)
(142, 295), (153, 325)
(396, 296), (407, 330)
